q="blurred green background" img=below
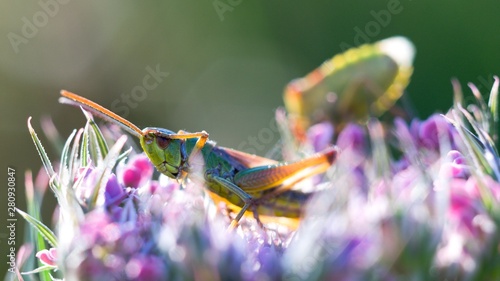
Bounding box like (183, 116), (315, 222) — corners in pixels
(1, 0), (499, 276)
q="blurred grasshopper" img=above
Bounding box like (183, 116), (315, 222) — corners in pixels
(284, 36), (415, 139)
(60, 91), (338, 228)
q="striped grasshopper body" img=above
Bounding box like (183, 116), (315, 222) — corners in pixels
(60, 91), (338, 228)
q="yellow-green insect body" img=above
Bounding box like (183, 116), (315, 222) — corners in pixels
(60, 91), (338, 228)
(284, 36), (415, 137)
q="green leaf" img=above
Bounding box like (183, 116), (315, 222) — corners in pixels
(117, 147), (133, 164)
(85, 120), (101, 165)
(68, 128), (84, 182)
(21, 264), (57, 275)
(28, 117), (56, 181)
(458, 105), (498, 179)
(80, 122), (90, 167)
(82, 107), (109, 158)
(16, 208), (58, 248)
(24, 170), (51, 281)
(59, 129), (77, 184)
(451, 109), (494, 209)
(488, 76), (499, 144)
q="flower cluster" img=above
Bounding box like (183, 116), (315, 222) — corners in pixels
(16, 77), (500, 280)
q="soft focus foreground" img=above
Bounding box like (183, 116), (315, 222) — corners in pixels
(11, 77), (500, 281)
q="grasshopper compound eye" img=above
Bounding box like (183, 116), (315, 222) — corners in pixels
(156, 135), (171, 150)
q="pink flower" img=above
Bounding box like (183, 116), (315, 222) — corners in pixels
(120, 154), (154, 188)
(36, 248), (57, 267)
(447, 176), (500, 236)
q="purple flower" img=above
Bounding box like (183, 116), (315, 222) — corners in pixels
(78, 209), (114, 245)
(255, 245), (283, 279)
(416, 114), (456, 150)
(24, 73), (500, 280)
(125, 255), (167, 281)
(335, 123), (367, 171)
(105, 173), (127, 207)
(336, 123), (366, 152)
(307, 122), (334, 152)
(440, 150), (470, 179)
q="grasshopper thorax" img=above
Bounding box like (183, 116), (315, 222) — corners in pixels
(140, 127), (187, 179)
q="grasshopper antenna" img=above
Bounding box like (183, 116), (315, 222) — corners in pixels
(59, 90), (144, 139)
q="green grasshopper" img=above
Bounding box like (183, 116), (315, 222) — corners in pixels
(60, 91), (338, 228)
(284, 36), (415, 140)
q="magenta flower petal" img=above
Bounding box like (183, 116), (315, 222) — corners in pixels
(121, 154), (155, 188)
(36, 248), (57, 267)
(131, 155), (154, 177)
(123, 168), (142, 188)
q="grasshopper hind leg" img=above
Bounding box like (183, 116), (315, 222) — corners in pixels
(205, 174), (255, 230)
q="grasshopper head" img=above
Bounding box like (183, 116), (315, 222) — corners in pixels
(58, 91), (187, 179)
(140, 128), (186, 179)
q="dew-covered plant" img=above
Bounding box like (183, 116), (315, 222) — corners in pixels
(10, 75), (500, 281)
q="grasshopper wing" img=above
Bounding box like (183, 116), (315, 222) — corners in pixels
(218, 147), (278, 168)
